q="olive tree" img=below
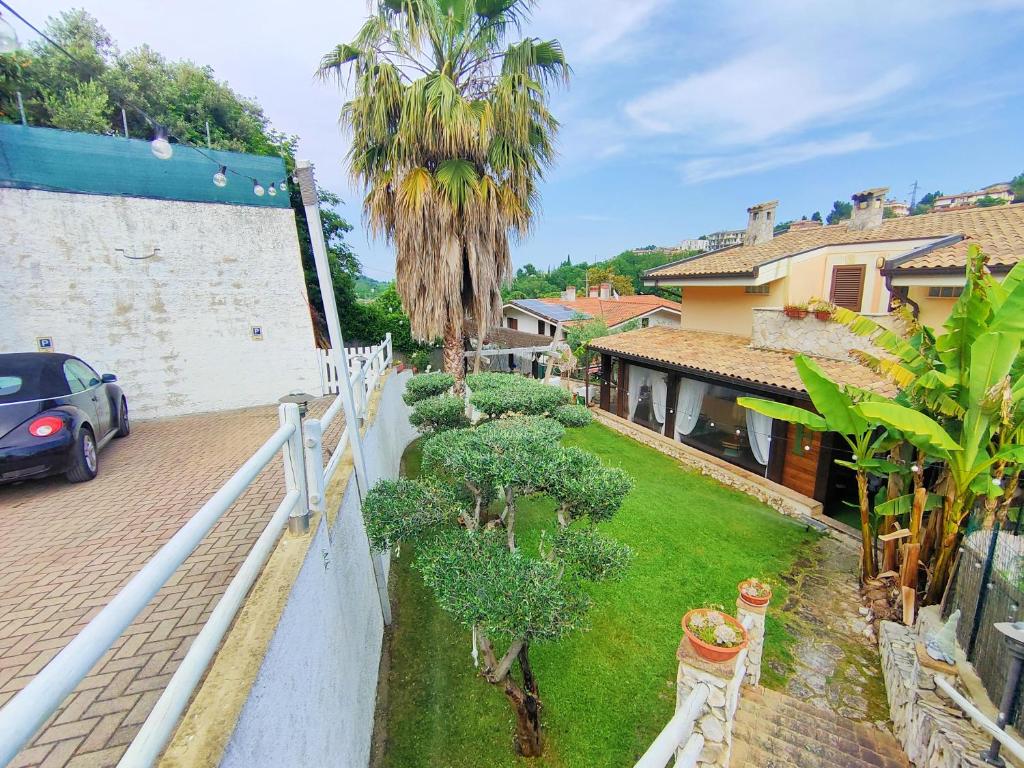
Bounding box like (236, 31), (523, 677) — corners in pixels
(363, 416), (631, 756)
(403, 371), (455, 405)
(409, 395), (470, 434)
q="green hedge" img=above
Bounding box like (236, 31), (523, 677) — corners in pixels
(409, 395), (470, 434)
(403, 372), (455, 405)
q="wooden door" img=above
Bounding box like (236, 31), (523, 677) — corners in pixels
(829, 265), (866, 311)
(781, 422), (824, 500)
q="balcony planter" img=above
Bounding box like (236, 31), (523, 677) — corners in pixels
(810, 302), (833, 321)
(682, 609), (749, 663)
(783, 305), (808, 319)
(738, 578), (772, 607)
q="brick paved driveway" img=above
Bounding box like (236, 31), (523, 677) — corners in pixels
(0, 399), (342, 767)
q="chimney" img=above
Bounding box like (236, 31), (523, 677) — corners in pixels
(745, 200), (778, 246)
(849, 187), (889, 231)
(562, 285), (577, 302)
(588, 286), (599, 298)
(599, 282), (612, 300)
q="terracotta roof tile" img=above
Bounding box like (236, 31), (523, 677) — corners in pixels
(524, 295), (681, 327)
(589, 327), (894, 396)
(645, 203), (1024, 279)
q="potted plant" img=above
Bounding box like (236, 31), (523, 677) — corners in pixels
(682, 608), (749, 663)
(783, 303), (808, 319)
(811, 301), (832, 321)
(738, 578), (772, 607)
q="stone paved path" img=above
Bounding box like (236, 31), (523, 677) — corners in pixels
(731, 686), (908, 767)
(0, 398), (342, 768)
(732, 533), (904, 766)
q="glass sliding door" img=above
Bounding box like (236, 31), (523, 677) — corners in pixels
(627, 364), (668, 433)
(674, 376), (773, 475)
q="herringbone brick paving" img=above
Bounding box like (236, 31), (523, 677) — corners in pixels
(0, 398), (343, 767)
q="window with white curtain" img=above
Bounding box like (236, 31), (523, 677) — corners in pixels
(675, 376), (774, 475)
(627, 364), (668, 430)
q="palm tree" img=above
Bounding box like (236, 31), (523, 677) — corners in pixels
(318, 0), (569, 387)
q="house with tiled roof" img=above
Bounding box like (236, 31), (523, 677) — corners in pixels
(588, 188), (1024, 521)
(502, 285), (680, 340)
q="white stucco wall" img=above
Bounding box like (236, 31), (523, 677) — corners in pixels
(0, 188), (322, 419)
(503, 306), (553, 336)
(638, 308), (680, 329)
(220, 371), (418, 768)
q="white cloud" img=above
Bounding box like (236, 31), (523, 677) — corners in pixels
(625, 46), (915, 145)
(681, 132), (879, 183)
(530, 0), (667, 63)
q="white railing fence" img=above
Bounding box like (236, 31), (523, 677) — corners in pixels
(0, 333), (394, 768)
(634, 684), (709, 768)
(934, 675), (1024, 763)
(634, 606), (763, 768)
(318, 343), (388, 400)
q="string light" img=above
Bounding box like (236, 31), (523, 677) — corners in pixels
(267, 183), (277, 196)
(911, 464), (921, 473)
(150, 127), (173, 160)
(0, 1), (289, 196)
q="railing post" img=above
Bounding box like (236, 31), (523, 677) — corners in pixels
(303, 418), (325, 516)
(736, 598), (767, 687)
(280, 404), (309, 536)
(385, 332), (393, 367)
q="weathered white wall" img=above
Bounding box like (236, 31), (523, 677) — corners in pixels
(503, 306), (551, 336)
(220, 371), (417, 768)
(641, 308), (680, 329)
(0, 188), (322, 419)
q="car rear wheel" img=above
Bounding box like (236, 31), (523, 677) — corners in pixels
(115, 398), (130, 438)
(66, 428), (98, 483)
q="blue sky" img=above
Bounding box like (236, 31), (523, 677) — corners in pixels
(19, 0), (1024, 280)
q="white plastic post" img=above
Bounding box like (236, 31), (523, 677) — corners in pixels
(303, 418), (326, 515)
(280, 404), (309, 535)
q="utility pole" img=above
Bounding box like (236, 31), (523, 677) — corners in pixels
(295, 159), (391, 626)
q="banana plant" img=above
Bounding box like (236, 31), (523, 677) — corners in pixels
(738, 355), (896, 581)
(857, 327), (1024, 602)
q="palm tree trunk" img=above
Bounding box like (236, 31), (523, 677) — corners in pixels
(444, 322), (466, 393)
(857, 471), (876, 581)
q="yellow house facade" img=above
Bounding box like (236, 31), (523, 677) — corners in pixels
(644, 189), (1024, 335)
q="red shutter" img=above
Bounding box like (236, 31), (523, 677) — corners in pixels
(830, 265), (866, 311)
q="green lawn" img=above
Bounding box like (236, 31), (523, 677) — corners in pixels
(380, 422), (818, 768)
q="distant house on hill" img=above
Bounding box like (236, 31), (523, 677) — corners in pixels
(502, 285), (680, 340)
(933, 183), (1013, 210)
(0, 124), (322, 419)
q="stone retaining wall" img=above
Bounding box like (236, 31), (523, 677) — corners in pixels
(879, 621), (994, 767)
(592, 409), (822, 520)
(752, 308), (897, 362)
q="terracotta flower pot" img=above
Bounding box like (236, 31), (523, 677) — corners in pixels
(738, 579), (772, 607)
(814, 310), (831, 321)
(681, 609), (749, 663)
(784, 308), (808, 319)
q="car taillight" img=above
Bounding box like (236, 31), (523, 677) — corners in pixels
(28, 416), (65, 437)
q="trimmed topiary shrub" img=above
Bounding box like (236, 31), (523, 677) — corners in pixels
(466, 372), (518, 391)
(403, 371), (455, 405)
(409, 395), (470, 434)
(552, 403), (592, 428)
(469, 376), (570, 419)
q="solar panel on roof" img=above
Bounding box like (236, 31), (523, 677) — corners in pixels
(513, 299), (589, 321)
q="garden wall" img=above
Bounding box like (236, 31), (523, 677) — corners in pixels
(159, 371), (417, 768)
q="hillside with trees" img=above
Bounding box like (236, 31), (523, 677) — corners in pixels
(503, 249), (695, 301)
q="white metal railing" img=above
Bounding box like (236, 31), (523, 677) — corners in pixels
(934, 675), (1024, 763)
(634, 683), (709, 768)
(0, 333), (394, 768)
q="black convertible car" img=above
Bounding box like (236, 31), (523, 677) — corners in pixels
(0, 353), (129, 484)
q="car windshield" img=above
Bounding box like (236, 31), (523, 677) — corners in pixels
(0, 357), (70, 404)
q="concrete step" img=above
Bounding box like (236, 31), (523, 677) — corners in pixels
(730, 686), (908, 768)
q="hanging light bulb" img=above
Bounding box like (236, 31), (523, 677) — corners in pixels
(267, 183), (277, 196)
(278, 180), (288, 193)
(911, 464), (921, 474)
(212, 166), (228, 188)
(253, 180), (265, 197)
(150, 127), (173, 160)
(851, 454), (858, 461)
(803, 444), (811, 452)
(0, 12), (20, 54)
